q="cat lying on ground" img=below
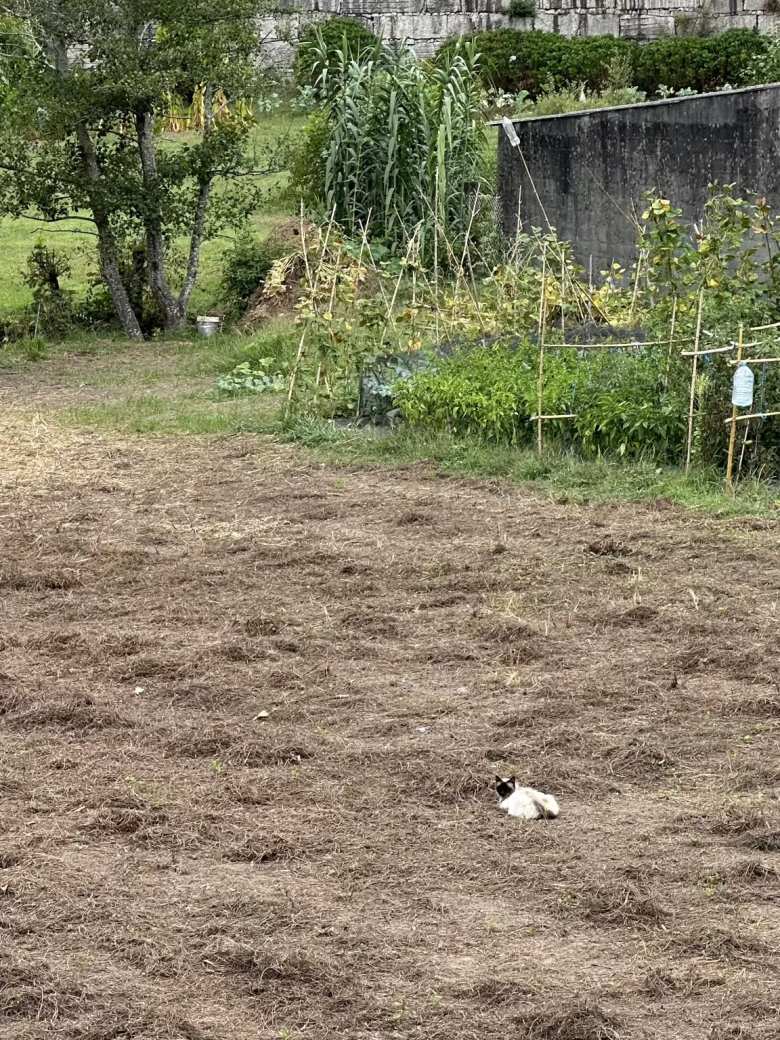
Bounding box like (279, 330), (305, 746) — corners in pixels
(495, 776), (560, 820)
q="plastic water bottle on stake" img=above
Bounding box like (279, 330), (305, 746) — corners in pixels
(732, 362), (754, 408)
(501, 117), (520, 149)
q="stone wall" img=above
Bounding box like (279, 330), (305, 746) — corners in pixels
(496, 83), (780, 271)
(257, 2), (780, 67)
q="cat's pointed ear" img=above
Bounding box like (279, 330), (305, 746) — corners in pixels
(510, 775), (517, 784)
(495, 775), (504, 784)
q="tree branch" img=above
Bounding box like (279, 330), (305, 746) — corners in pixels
(24, 225), (98, 237)
(18, 213), (97, 225)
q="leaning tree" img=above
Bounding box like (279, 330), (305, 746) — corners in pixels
(0, 1), (266, 338)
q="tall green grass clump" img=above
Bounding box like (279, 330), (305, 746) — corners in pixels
(294, 17), (380, 95)
(291, 37), (487, 261)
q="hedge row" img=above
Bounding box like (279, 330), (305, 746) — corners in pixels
(434, 28), (769, 97)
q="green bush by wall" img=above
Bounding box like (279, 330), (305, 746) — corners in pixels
(435, 29), (769, 97)
(294, 16), (380, 90)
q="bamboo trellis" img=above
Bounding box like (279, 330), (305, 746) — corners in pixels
(529, 302), (780, 488)
(723, 323), (780, 490)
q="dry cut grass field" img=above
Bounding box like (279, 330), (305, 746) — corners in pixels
(1, 358), (778, 1040)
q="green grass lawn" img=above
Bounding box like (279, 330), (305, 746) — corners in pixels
(0, 216), (93, 315)
(0, 110), (305, 318)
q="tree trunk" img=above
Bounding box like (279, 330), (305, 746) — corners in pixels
(135, 109), (183, 329)
(178, 85), (215, 315)
(76, 127), (144, 341)
(49, 36), (142, 340)
(178, 178), (211, 316)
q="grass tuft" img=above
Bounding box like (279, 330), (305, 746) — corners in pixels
(515, 998), (624, 1039)
(559, 879), (668, 926)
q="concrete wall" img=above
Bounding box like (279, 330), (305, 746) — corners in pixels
(497, 83), (780, 271)
(257, 3), (780, 66)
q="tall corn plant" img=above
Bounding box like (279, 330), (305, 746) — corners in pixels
(309, 37), (486, 265)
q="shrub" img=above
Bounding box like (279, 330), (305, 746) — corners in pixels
(24, 241), (74, 336)
(436, 30), (635, 96)
(508, 0), (536, 18)
(294, 17), (380, 94)
(565, 35), (639, 91)
(395, 341), (538, 442)
(78, 241), (165, 335)
(633, 29), (767, 94)
(0, 313), (32, 344)
(395, 339), (579, 443)
(395, 340), (689, 461)
(744, 35), (780, 83)
(221, 232), (279, 315)
(287, 108), (331, 205)
(25, 242), (71, 299)
(571, 350), (687, 460)
(604, 50), (635, 91)
(436, 28), (768, 97)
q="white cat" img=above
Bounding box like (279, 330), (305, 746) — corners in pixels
(495, 776), (560, 820)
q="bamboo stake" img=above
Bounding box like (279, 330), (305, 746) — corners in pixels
(433, 160), (440, 346)
(458, 187), (483, 276)
(564, 336), (690, 350)
(286, 205), (337, 412)
(684, 288), (705, 475)
(286, 330), (309, 413)
(560, 249), (566, 338)
(724, 410), (780, 424)
(664, 296), (677, 389)
(536, 248), (547, 456)
(530, 413), (577, 421)
(737, 418), (751, 479)
(316, 244), (343, 408)
(628, 249), (644, 323)
(727, 356), (780, 366)
(681, 344), (735, 357)
(358, 215), (405, 330)
(298, 199), (314, 287)
(380, 226), (419, 344)
(725, 323), (744, 492)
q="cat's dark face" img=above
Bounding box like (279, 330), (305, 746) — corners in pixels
(495, 775), (516, 800)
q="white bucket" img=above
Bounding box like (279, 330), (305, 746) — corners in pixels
(196, 315), (222, 338)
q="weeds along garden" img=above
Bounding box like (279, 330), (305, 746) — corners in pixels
(3, 15), (780, 495)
